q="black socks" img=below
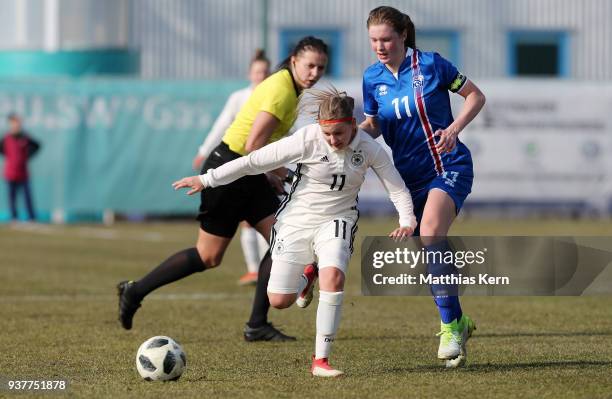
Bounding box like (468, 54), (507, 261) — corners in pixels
(133, 248), (206, 300)
(247, 250), (272, 328)
(132, 245), (272, 329)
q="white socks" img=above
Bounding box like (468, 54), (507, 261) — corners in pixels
(240, 226), (265, 273)
(257, 232), (269, 260)
(315, 290), (344, 359)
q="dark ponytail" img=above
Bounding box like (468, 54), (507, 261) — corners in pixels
(402, 13), (416, 49)
(250, 48), (270, 67)
(277, 36), (329, 71)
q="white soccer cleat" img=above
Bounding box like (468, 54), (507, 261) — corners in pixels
(311, 356), (344, 378)
(296, 263), (318, 308)
(445, 315), (476, 368)
(445, 354), (466, 368)
(437, 319), (462, 360)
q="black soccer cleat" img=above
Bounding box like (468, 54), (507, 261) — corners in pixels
(243, 322), (296, 342)
(117, 280), (142, 330)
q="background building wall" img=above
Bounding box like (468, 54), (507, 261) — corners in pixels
(0, 0), (129, 49)
(2, 0), (610, 79)
(129, 0), (264, 79)
(129, 0), (612, 80)
(0, 0), (134, 77)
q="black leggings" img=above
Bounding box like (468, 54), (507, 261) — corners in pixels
(7, 180), (35, 220)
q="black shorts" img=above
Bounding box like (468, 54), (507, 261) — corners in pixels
(196, 142), (280, 238)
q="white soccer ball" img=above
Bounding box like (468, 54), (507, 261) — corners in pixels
(136, 336), (186, 381)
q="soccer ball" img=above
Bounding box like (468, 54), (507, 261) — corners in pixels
(136, 336), (186, 381)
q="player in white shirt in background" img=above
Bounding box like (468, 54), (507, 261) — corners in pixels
(192, 49), (271, 285)
(173, 86), (417, 377)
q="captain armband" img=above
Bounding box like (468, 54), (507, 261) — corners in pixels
(448, 72), (467, 93)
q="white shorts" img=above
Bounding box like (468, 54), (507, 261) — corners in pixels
(267, 218), (357, 294)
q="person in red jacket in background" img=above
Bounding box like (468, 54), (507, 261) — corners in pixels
(0, 113), (40, 221)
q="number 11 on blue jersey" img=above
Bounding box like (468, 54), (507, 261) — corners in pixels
(391, 96), (411, 119)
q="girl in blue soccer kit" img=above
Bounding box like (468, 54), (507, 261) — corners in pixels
(360, 6), (486, 367)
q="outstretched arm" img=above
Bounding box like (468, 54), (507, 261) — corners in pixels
(173, 130), (304, 195)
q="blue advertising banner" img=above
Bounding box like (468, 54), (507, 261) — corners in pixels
(0, 78), (246, 222)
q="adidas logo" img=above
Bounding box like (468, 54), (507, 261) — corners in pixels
(319, 155), (329, 162)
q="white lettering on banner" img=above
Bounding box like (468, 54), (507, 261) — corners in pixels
(87, 97), (123, 128)
(0, 93), (214, 131)
(56, 96), (80, 129)
(0, 94), (83, 130)
(27, 96), (46, 127)
(143, 95), (211, 131)
(143, 95), (173, 129)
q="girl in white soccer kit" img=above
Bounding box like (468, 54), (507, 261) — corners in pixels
(173, 87), (417, 377)
(192, 49), (271, 285)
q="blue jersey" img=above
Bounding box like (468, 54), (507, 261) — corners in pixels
(362, 48), (473, 190)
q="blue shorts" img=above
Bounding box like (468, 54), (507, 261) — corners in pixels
(409, 169), (473, 236)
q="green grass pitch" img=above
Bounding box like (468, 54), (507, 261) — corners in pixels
(1, 218), (612, 398)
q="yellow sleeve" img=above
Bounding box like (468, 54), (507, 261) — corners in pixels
(258, 86), (293, 122)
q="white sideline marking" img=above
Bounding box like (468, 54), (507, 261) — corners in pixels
(5, 223), (170, 242)
(76, 227), (165, 242)
(0, 292), (250, 303)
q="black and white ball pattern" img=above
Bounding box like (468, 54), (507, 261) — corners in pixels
(136, 336), (186, 381)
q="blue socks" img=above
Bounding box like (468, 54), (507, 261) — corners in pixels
(433, 295), (462, 324)
(426, 240), (463, 324)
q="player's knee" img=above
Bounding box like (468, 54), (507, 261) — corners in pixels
(267, 293), (294, 309)
(195, 246), (224, 269)
(419, 219), (446, 237)
(319, 266), (345, 291)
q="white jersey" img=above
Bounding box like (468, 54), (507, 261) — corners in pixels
(197, 86), (253, 157)
(200, 123), (417, 229)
